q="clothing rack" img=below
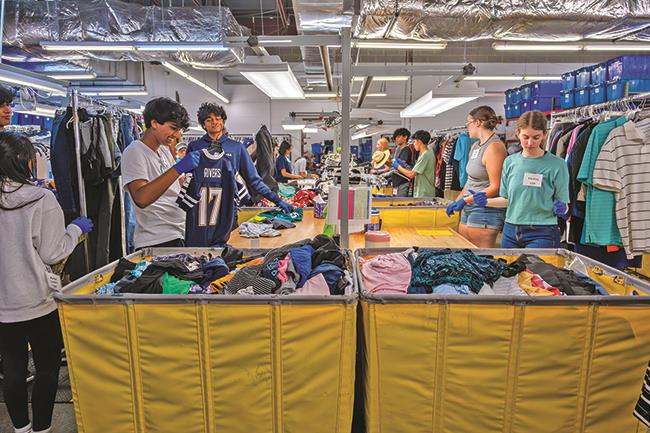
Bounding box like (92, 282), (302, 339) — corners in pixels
(69, 89), (131, 267)
(431, 125), (466, 136)
(551, 92), (650, 125)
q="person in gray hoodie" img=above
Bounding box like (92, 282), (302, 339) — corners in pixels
(0, 132), (93, 433)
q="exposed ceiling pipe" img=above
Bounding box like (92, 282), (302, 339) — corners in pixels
(356, 76), (373, 108)
(319, 46), (333, 91)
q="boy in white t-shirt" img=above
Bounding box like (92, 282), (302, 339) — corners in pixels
(121, 97), (200, 249)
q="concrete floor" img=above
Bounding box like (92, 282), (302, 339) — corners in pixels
(0, 403), (77, 433)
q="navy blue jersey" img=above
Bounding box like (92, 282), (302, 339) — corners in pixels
(177, 149), (237, 247)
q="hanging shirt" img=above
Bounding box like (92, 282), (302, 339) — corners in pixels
(121, 140), (185, 249)
(187, 134), (282, 206)
(592, 120), (650, 258)
(274, 155), (293, 183)
(412, 149), (437, 198)
(452, 133), (474, 188)
(500, 152), (570, 226)
(176, 149), (237, 247)
(577, 117), (627, 247)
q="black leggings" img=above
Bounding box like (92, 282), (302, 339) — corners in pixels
(0, 310), (63, 431)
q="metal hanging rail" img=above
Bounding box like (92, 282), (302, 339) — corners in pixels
(431, 125), (467, 135)
(551, 91), (650, 123)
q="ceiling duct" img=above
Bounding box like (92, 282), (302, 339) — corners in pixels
(289, 0), (650, 43)
(292, 0), (353, 86)
(4, 0), (245, 69)
(355, 0), (650, 42)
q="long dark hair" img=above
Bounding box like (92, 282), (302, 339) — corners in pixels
(0, 132), (43, 210)
(279, 140), (292, 157)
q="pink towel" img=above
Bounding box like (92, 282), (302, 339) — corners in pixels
(359, 253), (411, 294)
(292, 273), (330, 295)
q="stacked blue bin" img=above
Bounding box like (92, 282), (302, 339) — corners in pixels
(606, 55), (650, 101)
(360, 140), (373, 162)
(574, 66), (591, 106)
(561, 71), (576, 109)
(505, 88), (521, 119)
(531, 81), (562, 112)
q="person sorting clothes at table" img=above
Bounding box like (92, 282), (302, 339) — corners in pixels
(370, 137), (391, 175)
(446, 106), (507, 248)
(469, 111), (570, 248)
(275, 141), (305, 182)
(392, 130), (436, 198)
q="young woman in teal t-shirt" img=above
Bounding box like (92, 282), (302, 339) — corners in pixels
(470, 111), (570, 248)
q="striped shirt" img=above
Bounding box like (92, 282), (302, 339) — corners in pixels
(592, 120), (650, 259)
(634, 362), (650, 427)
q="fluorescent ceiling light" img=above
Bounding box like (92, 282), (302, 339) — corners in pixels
(257, 38), (293, 44)
(304, 92), (337, 98)
(523, 75), (562, 81)
(352, 130), (373, 140)
(355, 124), (370, 129)
(492, 42), (583, 51)
(583, 43), (650, 51)
(353, 76), (409, 82)
(41, 42), (136, 51)
(464, 75), (524, 81)
(79, 88), (148, 97)
(303, 127), (318, 133)
(14, 104), (58, 118)
(400, 84), (484, 118)
(162, 62), (229, 104)
(365, 93), (387, 97)
(282, 123), (306, 131)
(46, 72), (97, 80)
(240, 56), (304, 99)
(353, 41), (447, 50)
(0, 66), (67, 96)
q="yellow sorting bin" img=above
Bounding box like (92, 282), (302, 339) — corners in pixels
(55, 247), (357, 433)
(355, 247), (650, 433)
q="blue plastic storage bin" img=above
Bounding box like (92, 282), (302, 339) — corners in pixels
(511, 103), (521, 118)
(561, 90), (575, 109)
(505, 89), (517, 105)
(530, 81), (562, 98)
(589, 83), (606, 104)
(606, 79), (650, 101)
(519, 99), (532, 115)
(607, 55), (650, 82)
(520, 84), (532, 100)
(561, 71), (576, 91)
(575, 87), (590, 106)
(531, 96), (559, 112)
(576, 67), (591, 88)
(590, 63), (608, 85)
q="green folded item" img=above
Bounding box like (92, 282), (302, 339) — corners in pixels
(278, 183), (297, 198)
(248, 215), (269, 223)
(259, 207), (303, 222)
(161, 272), (195, 295)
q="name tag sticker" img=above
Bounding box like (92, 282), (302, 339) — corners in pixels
(523, 173), (543, 187)
(46, 271), (62, 292)
(471, 148), (480, 159)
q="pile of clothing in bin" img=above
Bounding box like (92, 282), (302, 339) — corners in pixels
(95, 235), (352, 296)
(239, 207), (303, 239)
(360, 248), (611, 296)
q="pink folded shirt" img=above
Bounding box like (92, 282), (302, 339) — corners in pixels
(359, 253), (411, 294)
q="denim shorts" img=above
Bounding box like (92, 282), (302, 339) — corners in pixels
(460, 204), (506, 230)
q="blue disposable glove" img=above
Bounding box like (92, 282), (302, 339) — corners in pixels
(173, 150), (201, 174)
(553, 200), (569, 219)
(278, 201), (294, 213)
(391, 158), (402, 170)
(445, 198), (467, 217)
(71, 216), (94, 234)
(469, 189), (488, 208)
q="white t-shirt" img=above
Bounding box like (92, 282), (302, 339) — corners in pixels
(294, 157), (307, 175)
(121, 140), (185, 248)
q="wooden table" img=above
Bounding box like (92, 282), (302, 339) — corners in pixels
(229, 210), (475, 250)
